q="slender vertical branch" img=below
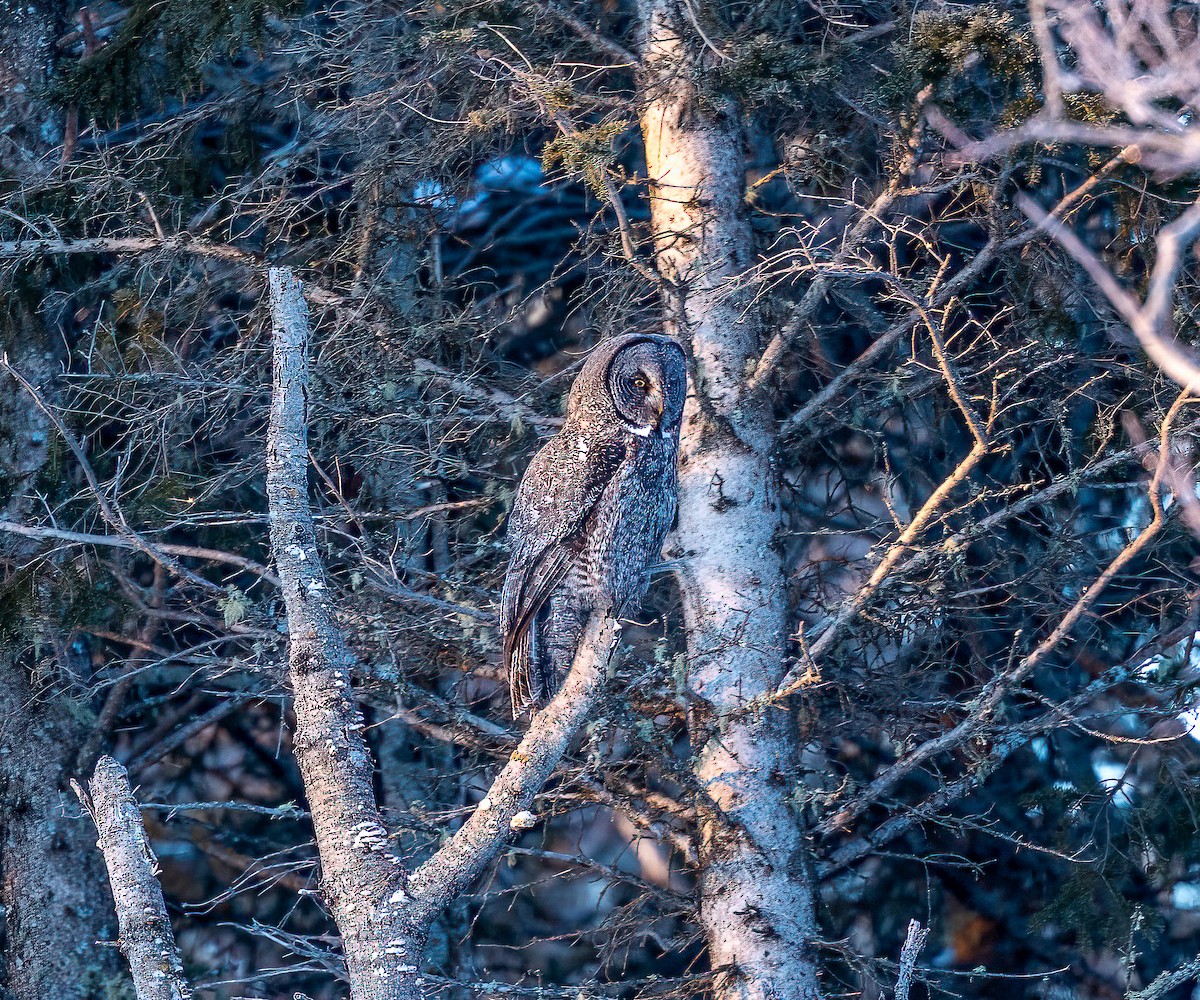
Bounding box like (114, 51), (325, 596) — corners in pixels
(1029, 0), (1065, 118)
(894, 920), (929, 1000)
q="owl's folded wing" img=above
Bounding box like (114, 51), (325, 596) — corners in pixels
(500, 433), (624, 711)
(502, 541), (570, 713)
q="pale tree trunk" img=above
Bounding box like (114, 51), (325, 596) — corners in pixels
(637, 4), (821, 998)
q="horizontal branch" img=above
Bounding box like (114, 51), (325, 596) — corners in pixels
(0, 519), (277, 582)
(0, 235), (256, 263)
(942, 113), (1200, 175)
(413, 358), (563, 435)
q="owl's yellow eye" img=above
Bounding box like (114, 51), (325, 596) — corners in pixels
(632, 375), (649, 393)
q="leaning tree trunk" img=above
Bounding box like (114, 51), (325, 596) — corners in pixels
(636, 4), (821, 999)
(265, 269), (622, 999)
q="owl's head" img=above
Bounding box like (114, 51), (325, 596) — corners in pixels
(568, 334), (687, 436)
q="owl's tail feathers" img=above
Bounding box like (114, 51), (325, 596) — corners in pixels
(508, 627), (555, 719)
(506, 623), (558, 719)
(506, 627), (532, 719)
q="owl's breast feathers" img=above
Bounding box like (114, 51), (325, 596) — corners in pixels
(500, 424), (676, 715)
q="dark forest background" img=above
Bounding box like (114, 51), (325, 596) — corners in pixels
(3, 1), (1200, 998)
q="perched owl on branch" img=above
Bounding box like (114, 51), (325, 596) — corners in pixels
(501, 334), (687, 717)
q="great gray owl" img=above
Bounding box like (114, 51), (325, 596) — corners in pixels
(501, 334), (687, 717)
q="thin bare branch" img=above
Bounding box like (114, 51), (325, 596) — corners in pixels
(530, 1), (637, 64)
(0, 235), (256, 263)
(817, 388), (1196, 835)
(1018, 194), (1200, 391)
(0, 520), (278, 583)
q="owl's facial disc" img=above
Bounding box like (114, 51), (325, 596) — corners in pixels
(600, 337), (686, 436)
(609, 356), (665, 431)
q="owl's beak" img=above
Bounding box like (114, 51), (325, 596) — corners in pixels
(647, 386), (664, 426)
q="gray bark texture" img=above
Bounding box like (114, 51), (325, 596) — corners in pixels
(0, 1), (125, 986)
(265, 267), (620, 999)
(0, 0), (61, 179)
(637, 4), (821, 998)
(0, 312), (124, 999)
(894, 920), (929, 1000)
(78, 756), (190, 1000)
(0, 660), (123, 1000)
